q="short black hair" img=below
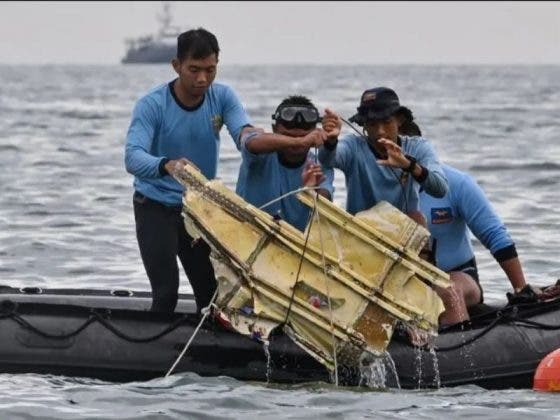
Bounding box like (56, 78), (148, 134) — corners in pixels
(276, 95), (315, 109)
(176, 28), (220, 61)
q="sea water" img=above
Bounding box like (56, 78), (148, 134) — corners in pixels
(1, 64), (560, 418)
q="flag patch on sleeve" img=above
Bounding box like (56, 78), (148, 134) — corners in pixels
(431, 207), (453, 224)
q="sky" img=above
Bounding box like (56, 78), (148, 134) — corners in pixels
(1, 1), (559, 65)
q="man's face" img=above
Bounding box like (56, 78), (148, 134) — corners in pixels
(274, 123), (315, 159)
(364, 115), (400, 143)
(173, 53), (218, 97)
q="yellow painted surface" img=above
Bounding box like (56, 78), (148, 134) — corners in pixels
(174, 164), (450, 372)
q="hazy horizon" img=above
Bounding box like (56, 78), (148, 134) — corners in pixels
(1, 1), (559, 66)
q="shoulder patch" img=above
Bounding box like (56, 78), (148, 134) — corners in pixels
(212, 115), (223, 135)
(431, 207), (453, 224)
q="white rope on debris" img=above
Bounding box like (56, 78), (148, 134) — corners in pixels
(258, 186), (322, 211)
(165, 289), (219, 378)
(310, 189), (339, 387)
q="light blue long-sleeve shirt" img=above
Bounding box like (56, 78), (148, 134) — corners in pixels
(125, 80), (251, 206)
(319, 134), (447, 215)
(236, 135), (335, 232)
(420, 164), (514, 271)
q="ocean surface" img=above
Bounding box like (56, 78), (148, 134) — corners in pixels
(1, 64), (560, 418)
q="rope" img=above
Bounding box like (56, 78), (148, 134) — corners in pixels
(433, 303), (560, 352)
(310, 188), (339, 386)
(165, 289), (219, 377)
(282, 205), (317, 325)
(10, 311), (98, 339)
(511, 318), (560, 330)
(258, 185), (322, 211)
(434, 313), (505, 352)
(94, 313), (191, 343)
(1, 307), (191, 342)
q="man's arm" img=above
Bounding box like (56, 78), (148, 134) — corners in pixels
(221, 86), (253, 150)
(124, 98), (167, 179)
(409, 140), (448, 198)
(318, 108), (354, 171)
(240, 128), (327, 155)
(498, 256), (527, 292)
(457, 173), (527, 291)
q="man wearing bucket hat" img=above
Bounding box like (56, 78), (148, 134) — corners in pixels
(319, 87), (448, 226)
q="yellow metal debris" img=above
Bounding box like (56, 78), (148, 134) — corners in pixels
(174, 164), (450, 371)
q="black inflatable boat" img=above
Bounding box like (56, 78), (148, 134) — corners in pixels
(1, 284), (559, 389)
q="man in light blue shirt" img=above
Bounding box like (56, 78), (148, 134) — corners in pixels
(420, 164), (527, 325)
(125, 28), (253, 314)
(236, 95), (334, 231)
(400, 121), (527, 326)
(319, 87), (448, 227)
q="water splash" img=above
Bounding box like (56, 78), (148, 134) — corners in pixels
(428, 344), (441, 388)
(414, 346), (423, 389)
(359, 356), (387, 389)
(357, 351), (401, 389)
(382, 351), (401, 389)
(457, 324), (476, 380)
(263, 342), (272, 383)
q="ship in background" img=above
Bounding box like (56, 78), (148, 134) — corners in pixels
(121, 2), (182, 64)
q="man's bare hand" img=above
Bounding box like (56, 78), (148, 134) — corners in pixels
(322, 108), (342, 141)
(376, 138), (409, 168)
(302, 162), (326, 187)
(165, 158), (198, 176)
(302, 129), (328, 148)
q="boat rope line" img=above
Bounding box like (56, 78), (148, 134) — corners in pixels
(165, 288), (219, 377)
(432, 302), (560, 352)
(511, 317), (560, 330)
(434, 315), (504, 352)
(0, 305), (192, 343)
(311, 189), (340, 386)
(3, 310), (97, 340)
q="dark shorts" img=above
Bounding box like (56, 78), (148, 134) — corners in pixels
(450, 258), (484, 304)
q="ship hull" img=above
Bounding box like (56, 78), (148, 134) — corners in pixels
(121, 44), (175, 64)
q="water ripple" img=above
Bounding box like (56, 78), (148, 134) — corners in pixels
(1, 64), (560, 418)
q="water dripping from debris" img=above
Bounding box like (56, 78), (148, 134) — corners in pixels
(358, 351), (400, 389)
(414, 346), (423, 388)
(263, 342), (272, 383)
(428, 341), (441, 388)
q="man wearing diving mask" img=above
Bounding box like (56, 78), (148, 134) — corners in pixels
(236, 95), (334, 231)
(319, 87), (448, 227)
